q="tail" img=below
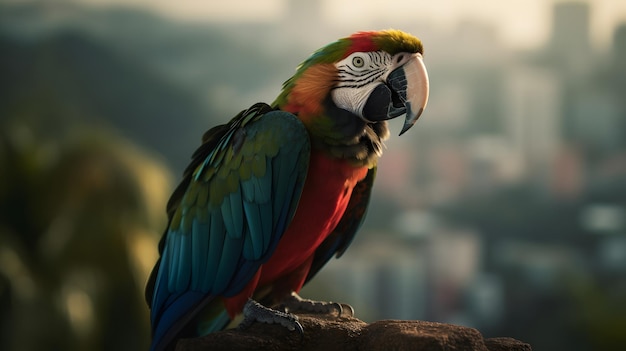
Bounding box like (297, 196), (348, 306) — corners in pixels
(149, 290), (206, 351)
(149, 293), (232, 351)
(148, 259), (232, 351)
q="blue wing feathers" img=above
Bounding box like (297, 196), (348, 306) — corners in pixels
(240, 179), (255, 202)
(228, 260), (260, 294)
(242, 225), (255, 261)
(220, 195), (238, 239)
(226, 190), (244, 238)
(242, 201), (262, 259)
(175, 233), (192, 291)
(151, 289), (206, 351)
(259, 198), (273, 254)
(203, 214), (223, 291)
(191, 219), (209, 291)
(167, 232), (181, 292)
(271, 150), (298, 232)
(213, 235), (243, 293)
(147, 106), (310, 351)
(151, 258), (169, 319)
(254, 161), (271, 202)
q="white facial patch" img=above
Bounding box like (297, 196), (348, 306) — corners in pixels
(331, 51), (393, 117)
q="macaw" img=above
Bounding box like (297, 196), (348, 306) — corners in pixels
(145, 29), (429, 351)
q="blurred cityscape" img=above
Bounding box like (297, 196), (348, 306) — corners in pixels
(1, 1), (625, 350)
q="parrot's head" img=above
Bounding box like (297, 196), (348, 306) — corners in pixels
(273, 29), (429, 138)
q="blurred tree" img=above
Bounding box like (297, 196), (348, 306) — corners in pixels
(0, 30), (209, 172)
(0, 123), (172, 351)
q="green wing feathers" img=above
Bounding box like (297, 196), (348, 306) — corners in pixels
(158, 104), (310, 296)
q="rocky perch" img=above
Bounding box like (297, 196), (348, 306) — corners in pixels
(176, 312), (531, 351)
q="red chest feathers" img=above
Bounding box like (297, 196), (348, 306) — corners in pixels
(260, 151), (368, 281)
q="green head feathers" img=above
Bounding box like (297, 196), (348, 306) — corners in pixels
(273, 30), (423, 109)
(304, 29), (423, 66)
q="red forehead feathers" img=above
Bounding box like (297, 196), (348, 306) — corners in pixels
(343, 31), (378, 58)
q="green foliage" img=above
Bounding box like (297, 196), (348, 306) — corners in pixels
(0, 31), (208, 172)
(0, 123), (173, 351)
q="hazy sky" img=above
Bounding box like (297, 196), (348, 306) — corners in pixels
(75, 0), (626, 49)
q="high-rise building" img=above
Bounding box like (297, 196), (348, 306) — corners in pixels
(550, 2), (591, 55)
(548, 1), (592, 73)
(613, 24), (626, 62)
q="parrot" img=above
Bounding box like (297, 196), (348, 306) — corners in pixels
(145, 29), (429, 351)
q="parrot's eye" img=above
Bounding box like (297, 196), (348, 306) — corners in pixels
(352, 56), (365, 68)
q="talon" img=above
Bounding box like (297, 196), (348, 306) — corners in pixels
(278, 292), (355, 317)
(339, 303), (355, 318)
(294, 320), (304, 336)
(240, 299), (304, 334)
(332, 302), (342, 315)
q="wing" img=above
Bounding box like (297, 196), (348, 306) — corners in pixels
(146, 103), (310, 351)
(304, 167), (376, 284)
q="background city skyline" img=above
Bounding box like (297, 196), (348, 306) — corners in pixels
(33, 0), (626, 50)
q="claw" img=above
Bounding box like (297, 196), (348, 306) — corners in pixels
(240, 299), (304, 335)
(339, 303), (355, 318)
(278, 292), (354, 318)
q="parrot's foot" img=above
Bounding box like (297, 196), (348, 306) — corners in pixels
(239, 298), (304, 335)
(277, 292), (354, 318)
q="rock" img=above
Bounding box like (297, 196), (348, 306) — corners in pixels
(175, 312), (531, 351)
